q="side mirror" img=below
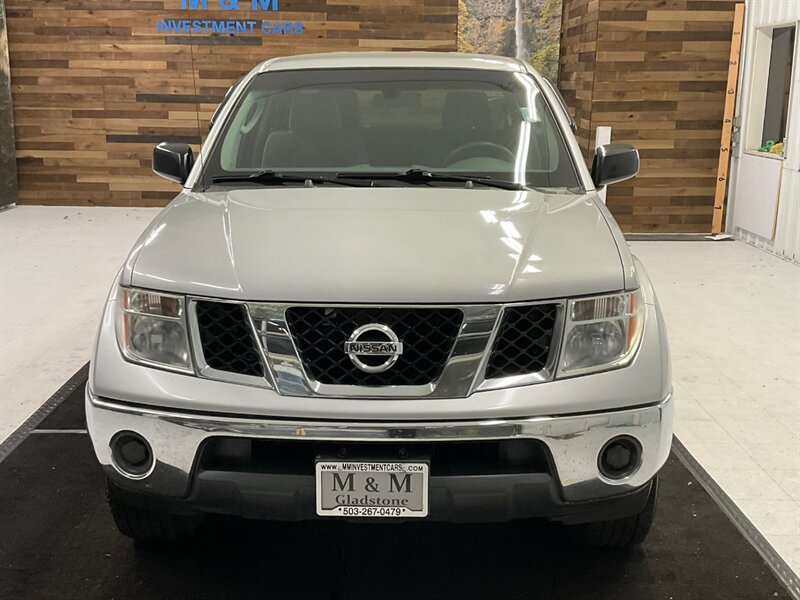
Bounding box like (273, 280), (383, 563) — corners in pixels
(153, 143), (194, 184)
(591, 143), (639, 188)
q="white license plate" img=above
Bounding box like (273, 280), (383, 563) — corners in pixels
(315, 461), (429, 518)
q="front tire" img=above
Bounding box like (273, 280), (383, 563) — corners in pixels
(567, 476), (658, 548)
(106, 478), (204, 541)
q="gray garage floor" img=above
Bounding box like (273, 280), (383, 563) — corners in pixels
(630, 240), (800, 573)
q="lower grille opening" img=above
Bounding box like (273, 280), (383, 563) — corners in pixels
(198, 438), (551, 477)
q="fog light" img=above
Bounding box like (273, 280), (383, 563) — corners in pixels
(598, 436), (641, 480)
(111, 431), (153, 477)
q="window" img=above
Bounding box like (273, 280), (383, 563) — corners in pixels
(746, 25), (797, 156)
(205, 68), (581, 190)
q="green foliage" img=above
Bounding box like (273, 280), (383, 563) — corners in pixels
(527, 0), (562, 80)
(457, 1), (476, 53)
(458, 0), (563, 79)
(529, 42), (560, 80)
(540, 0), (560, 20)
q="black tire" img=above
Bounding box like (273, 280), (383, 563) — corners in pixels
(567, 476), (659, 548)
(106, 478), (204, 541)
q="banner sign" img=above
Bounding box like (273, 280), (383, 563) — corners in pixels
(155, 0), (304, 36)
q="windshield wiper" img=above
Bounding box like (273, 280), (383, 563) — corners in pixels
(211, 170), (369, 187)
(334, 169), (526, 191)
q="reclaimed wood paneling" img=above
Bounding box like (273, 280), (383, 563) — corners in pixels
(558, 0), (600, 153)
(6, 0), (457, 206)
(559, 0), (738, 232)
(0, 0), (16, 207)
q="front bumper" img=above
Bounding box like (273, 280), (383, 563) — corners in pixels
(87, 389), (673, 522)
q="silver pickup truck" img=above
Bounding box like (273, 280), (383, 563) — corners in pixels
(87, 52), (672, 547)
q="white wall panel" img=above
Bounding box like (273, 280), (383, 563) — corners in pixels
(728, 0), (800, 262)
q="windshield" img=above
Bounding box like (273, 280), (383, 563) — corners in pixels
(202, 68), (580, 189)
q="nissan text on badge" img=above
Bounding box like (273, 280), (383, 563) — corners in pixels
(87, 52), (672, 546)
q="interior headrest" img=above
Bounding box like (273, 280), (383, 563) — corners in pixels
(290, 92), (343, 136)
(442, 91), (491, 134)
(334, 89), (361, 129)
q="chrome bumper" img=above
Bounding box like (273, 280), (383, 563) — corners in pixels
(87, 388), (673, 504)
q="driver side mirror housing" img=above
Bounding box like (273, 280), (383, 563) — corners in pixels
(591, 144), (639, 188)
(153, 143), (194, 184)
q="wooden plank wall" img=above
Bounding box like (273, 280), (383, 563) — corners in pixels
(0, 0), (18, 206)
(5, 0), (457, 206)
(559, 0), (738, 232)
(558, 0), (600, 155)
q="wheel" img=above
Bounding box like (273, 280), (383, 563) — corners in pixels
(567, 476), (659, 548)
(106, 478), (204, 541)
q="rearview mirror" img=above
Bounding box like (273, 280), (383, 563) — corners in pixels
(153, 143), (194, 184)
(591, 144), (639, 188)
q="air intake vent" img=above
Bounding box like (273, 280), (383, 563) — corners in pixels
(485, 304), (558, 379)
(195, 301), (264, 377)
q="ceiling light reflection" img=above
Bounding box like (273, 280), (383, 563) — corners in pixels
(501, 237), (523, 253)
(500, 221), (521, 239)
(480, 210), (498, 223)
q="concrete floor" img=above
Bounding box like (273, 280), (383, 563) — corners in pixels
(0, 206), (160, 442)
(630, 241), (800, 574)
(1, 205), (798, 575)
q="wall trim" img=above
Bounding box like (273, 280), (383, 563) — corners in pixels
(0, 0), (18, 208)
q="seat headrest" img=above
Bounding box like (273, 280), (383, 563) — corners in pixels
(442, 91), (491, 135)
(289, 92), (343, 137)
(334, 89), (361, 129)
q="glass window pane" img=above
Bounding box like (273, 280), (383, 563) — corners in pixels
(761, 26), (795, 151)
(205, 68), (581, 189)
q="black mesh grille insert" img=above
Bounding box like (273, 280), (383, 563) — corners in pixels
(485, 304), (558, 379)
(195, 301), (264, 377)
(285, 307), (463, 386)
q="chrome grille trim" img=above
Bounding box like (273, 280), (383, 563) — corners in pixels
(188, 299), (565, 398)
(479, 303), (563, 390)
(187, 299), (274, 389)
(248, 303), (502, 398)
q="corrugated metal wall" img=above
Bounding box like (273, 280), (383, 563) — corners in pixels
(728, 0), (800, 262)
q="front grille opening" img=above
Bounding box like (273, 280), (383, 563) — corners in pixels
(198, 438), (551, 477)
(285, 307), (463, 386)
(485, 304), (558, 379)
(195, 301), (264, 377)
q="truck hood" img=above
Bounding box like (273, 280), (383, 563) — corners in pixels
(126, 187), (625, 303)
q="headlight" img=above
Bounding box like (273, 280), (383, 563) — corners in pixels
(558, 289), (644, 377)
(115, 287), (193, 373)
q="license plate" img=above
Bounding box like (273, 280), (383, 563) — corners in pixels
(315, 461), (429, 518)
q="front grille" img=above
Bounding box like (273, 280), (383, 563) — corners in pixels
(485, 304), (558, 379)
(285, 307), (463, 386)
(199, 438), (550, 477)
(195, 301), (264, 377)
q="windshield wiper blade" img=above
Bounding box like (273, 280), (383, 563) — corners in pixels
(211, 170), (368, 187)
(334, 169), (526, 191)
(212, 170), (304, 184)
